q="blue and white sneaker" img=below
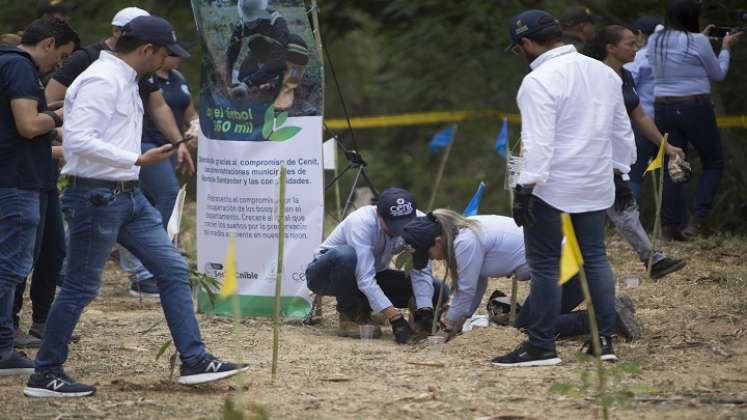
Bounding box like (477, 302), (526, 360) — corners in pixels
(129, 277), (160, 298)
(24, 371), (96, 398)
(0, 350), (35, 376)
(178, 353), (250, 385)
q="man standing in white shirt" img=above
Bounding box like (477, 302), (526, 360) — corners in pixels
(492, 10), (635, 367)
(25, 16), (249, 398)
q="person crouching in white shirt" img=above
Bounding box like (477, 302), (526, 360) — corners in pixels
(25, 16), (249, 399)
(304, 188), (448, 344)
(494, 9), (635, 368)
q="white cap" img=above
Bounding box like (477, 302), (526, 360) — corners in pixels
(111, 7), (150, 27)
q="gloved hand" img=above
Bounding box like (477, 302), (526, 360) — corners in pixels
(613, 174), (636, 212)
(512, 185), (535, 227)
(412, 308), (434, 334)
(390, 317), (414, 344)
(668, 156), (693, 184)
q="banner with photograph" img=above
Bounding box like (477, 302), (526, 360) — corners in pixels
(191, 0), (323, 317)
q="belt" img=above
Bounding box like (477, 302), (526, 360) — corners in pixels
(67, 176), (139, 192)
(655, 94), (710, 104)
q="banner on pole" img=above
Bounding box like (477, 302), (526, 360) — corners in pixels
(191, 0), (324, 317)
(323, 138), (337, 171)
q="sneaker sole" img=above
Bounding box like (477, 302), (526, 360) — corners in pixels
(601, 354), (618, 362)
(23, 387), (95, 398)
(492, 357), (562, 367)
(651, 260), (687, 279)
(128, 290), (160, 298)
(0, 367), (35, 376)
(178, 365), (250, 386)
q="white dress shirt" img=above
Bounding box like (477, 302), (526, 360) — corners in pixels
(317, 206), (435, 313)
(516, 45), (635, 213)
(61, 51), (143, 181)
(447, 216), (525, 322)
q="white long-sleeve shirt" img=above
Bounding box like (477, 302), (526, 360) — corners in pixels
(317, 206), (435, 312)
(61, 51), (142, 181)
(446, 216), (526, 322)
(516, 45), (635, 213)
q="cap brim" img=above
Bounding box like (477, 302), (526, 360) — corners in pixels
(385, 217), (414, 237)
(411, 248), (428, 270)
(167, 43), (191, 58)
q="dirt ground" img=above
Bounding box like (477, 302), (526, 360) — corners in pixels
(2, 231), (746, 420)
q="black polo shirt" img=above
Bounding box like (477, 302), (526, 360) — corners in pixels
(51, 39), (159, 100)
(0, 46), (54, 190)
(142, 70), (192, 146)
(621, 68), (640, 116)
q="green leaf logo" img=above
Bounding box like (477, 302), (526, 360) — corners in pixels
(261, 105), (302, 142)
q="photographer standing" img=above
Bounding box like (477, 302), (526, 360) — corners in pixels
(647, 0), (742, 240)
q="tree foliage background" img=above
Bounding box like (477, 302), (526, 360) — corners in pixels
(1, 0), (745, 233)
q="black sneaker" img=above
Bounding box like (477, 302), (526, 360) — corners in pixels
(129, 277), (160, 298)
(491, 341), (561, 367)
(178, 353), (250, 385)
(615, 294), (642, 341)
(649, 257), (687, 280)
(582, 336), (618, 362)
(29, 323), (81, 344)
(0, 350), (35, 376)
(13, 329), (41, 349)
(24, 371), (95, 398)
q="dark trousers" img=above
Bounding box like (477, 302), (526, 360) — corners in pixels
(305, 245), (447, 315)
(13, 188), (64, 327)
(655, 98), (724, 226)
(518, 198), (616, 352)
(628, 127), (659, 202)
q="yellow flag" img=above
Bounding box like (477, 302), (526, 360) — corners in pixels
(644, 133), (669, 174)
(559, 213), (584, 285)
(219, 233), (237, 298)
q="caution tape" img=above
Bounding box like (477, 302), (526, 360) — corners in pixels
(325, 110), (747, 130)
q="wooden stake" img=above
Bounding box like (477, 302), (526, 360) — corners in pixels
(427, 126), (457, 211)
(577, 266), (609, 420)
(272, 166), (287, 379)
(647, 165), (665, 279)
(508, 276), (519, 325)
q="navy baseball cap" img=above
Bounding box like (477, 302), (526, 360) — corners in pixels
(120, 15), (190, 58)
(559, 7), (602, 27)
(401, 215), (441, 270)
(376, 188), (417, 236)
(506, 9), (561, 51)
(631, 16), (662, 34)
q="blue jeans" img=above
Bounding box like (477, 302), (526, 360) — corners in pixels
(14, 187), (63, 326)
(117, 143), (180, 283)
(518, 198), (616, 352)
(305, 245), (448, 315)
(0, 188), (41, 353)
(655, 98), (723, 226)
(35, 186), (206, 372)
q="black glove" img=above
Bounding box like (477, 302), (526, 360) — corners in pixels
(613, 174), (636, 212)
(512, 185), (535, 227)
(412, 308), (434, 333)
(390, 317), (414, 344)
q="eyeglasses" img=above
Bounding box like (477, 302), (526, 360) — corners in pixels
(510, 44), (522, 56)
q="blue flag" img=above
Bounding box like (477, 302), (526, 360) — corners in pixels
(463, 181), (486, 217)
(495, 118), (508, 159)
(429, 126), (453, 152)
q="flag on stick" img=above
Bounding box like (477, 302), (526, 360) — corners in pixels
(220, 233), (237, 298)
(463, 181), (486, 216)
(429, 126), (454, 152)
(559, 213), (584, 285)
(496, 118), (508, 159)
(645, 134), (669, 174)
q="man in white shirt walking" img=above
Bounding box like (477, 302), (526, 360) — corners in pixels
(25, 16), (249, 398)
(492, 10), (635, 367)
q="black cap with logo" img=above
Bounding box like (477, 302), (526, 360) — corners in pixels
(375, 188), (417, 237)
(401, 215), (441, 270)
(121, 15), (190, 58)
(37, 0), (77, 18)
(506, 9), (561, 51)
(559, 7), (602, 27)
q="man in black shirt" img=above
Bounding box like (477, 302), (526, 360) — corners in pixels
(0, 17), (78, 376)
(45, 7), (194, 297)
